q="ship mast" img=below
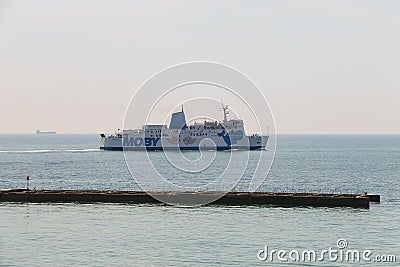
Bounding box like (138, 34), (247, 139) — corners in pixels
(221, 101), (229, 124)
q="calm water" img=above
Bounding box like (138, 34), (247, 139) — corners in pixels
(0, 134), (399, 266)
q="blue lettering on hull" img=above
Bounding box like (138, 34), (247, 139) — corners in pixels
(123, 137), (160, 147)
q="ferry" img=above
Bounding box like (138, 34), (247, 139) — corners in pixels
(100, 104), (268, 151)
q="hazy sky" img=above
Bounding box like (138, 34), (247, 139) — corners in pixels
(0, 0), (399, 134)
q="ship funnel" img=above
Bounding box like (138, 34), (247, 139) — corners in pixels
(169, 108), (188, 130)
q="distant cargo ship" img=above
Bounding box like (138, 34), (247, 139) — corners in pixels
(100, 103), (268, 151)
(35, 130), (56, 134)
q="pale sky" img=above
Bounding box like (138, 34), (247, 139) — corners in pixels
(0, 0), (399, 134)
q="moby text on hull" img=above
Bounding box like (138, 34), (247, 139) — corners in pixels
(100, 104), (268, 151)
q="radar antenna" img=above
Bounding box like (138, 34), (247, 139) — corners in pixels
(220, 100), (229, 124)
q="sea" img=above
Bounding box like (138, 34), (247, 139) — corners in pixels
(0, 134), (399, 266)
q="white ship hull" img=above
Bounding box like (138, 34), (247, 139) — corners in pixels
(100, 133), (268, 151)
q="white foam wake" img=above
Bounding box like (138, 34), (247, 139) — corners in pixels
(0, 148), (100, 154)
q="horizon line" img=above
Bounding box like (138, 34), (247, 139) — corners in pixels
(1, 132), (400, 135)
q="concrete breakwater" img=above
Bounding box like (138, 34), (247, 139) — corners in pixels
(0, 189), (380, 208)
